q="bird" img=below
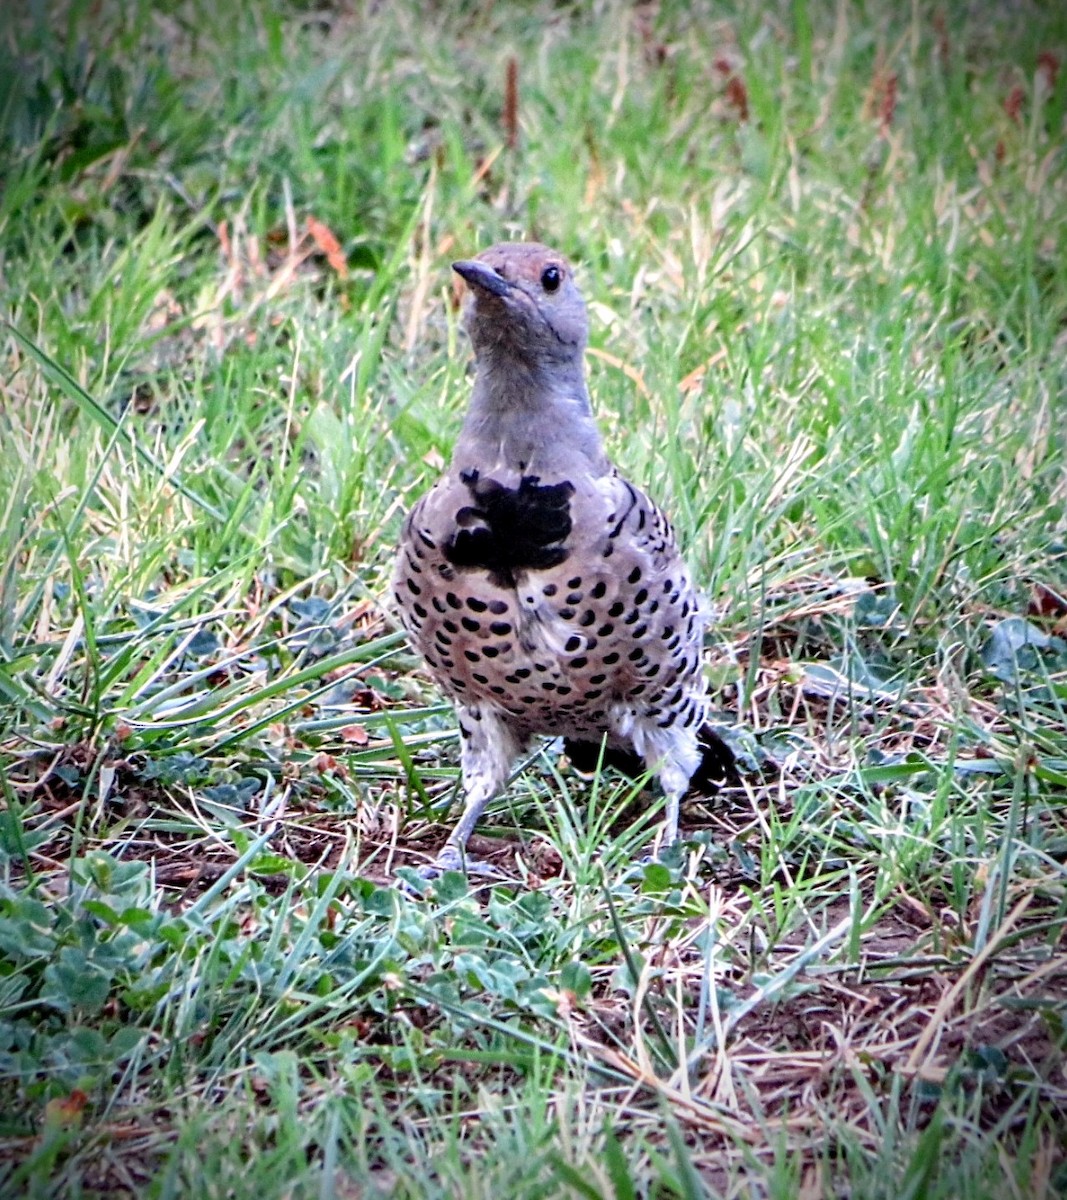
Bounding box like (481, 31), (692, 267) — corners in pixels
(393, 242), (734, 875)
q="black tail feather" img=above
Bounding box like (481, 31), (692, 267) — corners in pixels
(563, 724), (739, 792)
(689, 724), (741, 792)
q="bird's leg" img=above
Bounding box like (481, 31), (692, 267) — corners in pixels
(425, 706), (522, 876)
(637, 723), (703, 854)
(661, 786), (682, 850)
(656, 763), (690, 850)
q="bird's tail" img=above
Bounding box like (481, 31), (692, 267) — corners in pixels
(563, 724), (738, 792)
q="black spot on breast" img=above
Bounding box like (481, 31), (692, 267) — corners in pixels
(634, 588), (649, 605)
(406, 578), (422, 595)
(579, 610), (596, 627)
(570, 655), (588, 669)
(608, 601), (625, 617)
(628, 567), (642, 584)
(488, 599), (508, 615)
(565, 636), (582, 652)
(590, 581), (607, 599)
(543, 583), (558, 597)
(558, 608), (576, 620)
(446, 592), (462, 609)
(602, 651), (620, 665)
(444, 619), (460, 634)
(566, 591), (583, 604)
(442, 471), (576, 586)
(463, 650), (480, 663)
(466, 597), (488, 612)
(461, 616), (481, 632)
(490, 621), (512, 636)
(432, 596), (447, 613)
(597, 623), (614, 637)
(413, 602), (428, 619)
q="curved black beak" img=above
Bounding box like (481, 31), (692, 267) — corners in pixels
(452, 260), (512, 298)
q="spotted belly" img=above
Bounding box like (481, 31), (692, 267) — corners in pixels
(399, 560), (705, 740)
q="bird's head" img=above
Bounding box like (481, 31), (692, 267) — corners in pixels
(452, 243), (588, 369)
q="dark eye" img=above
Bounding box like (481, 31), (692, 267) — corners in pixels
(540, 264), (562, 292)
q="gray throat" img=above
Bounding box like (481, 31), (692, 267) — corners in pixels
(452, 353), (608, 479)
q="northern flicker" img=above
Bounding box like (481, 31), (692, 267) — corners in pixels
(394, 242), (733, 875)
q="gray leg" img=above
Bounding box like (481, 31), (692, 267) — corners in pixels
(429, 705), (522, 874)
(656, 763), (690, 849)
(634, 723), (702, 851)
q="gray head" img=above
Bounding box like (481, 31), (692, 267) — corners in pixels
(452, 243), (588, 371)
(449, 243), (605, 474)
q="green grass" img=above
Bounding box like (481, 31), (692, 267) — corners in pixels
(2, 0), (1066, 1195)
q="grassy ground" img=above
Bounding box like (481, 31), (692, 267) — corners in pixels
(2, 0), (1066, 1195)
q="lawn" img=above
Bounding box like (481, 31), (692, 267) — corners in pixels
(1, 1), (1066, 1196)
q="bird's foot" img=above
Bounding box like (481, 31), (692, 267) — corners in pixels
(630, 837), (684, 874)
(401, 844), (507, 891)
(421, 843), (465, 878)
